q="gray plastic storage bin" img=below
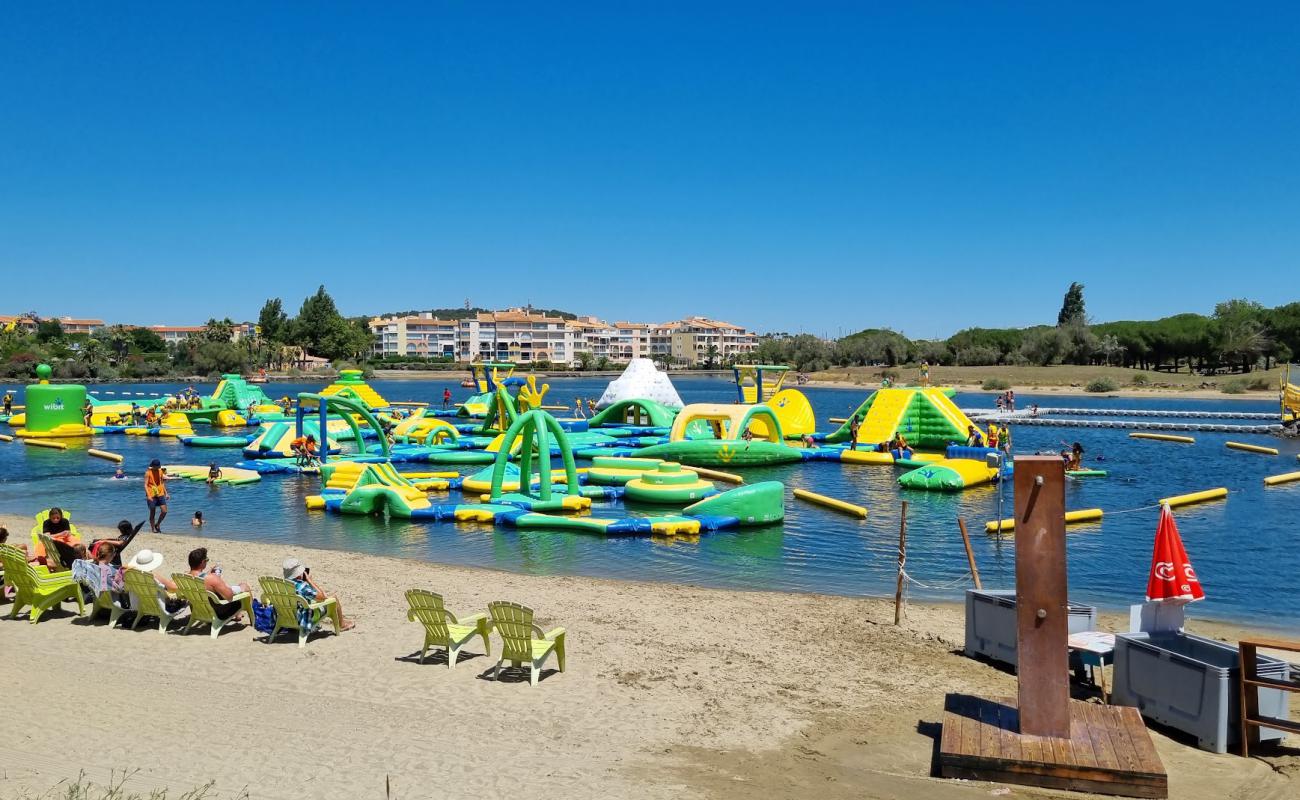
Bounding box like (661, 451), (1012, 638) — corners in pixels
(1111, 631), (1291, 754)
(964, 589), (1099, 668)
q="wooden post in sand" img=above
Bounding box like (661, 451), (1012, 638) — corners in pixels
(1013, 456), (1070, 738)
(894, 500), (908, 625)
(957, 518), (982, 590)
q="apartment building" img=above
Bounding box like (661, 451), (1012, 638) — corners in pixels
(652, 316), (758, 367)
(144, 322), (258, 344)
(1, 315), (105, 335)
(148, 325), (205, 344)
(370, 314), (458, 358)
(370, 310), (756, 366)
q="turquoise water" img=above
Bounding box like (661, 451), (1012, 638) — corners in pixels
(1, 377), (1296, 627)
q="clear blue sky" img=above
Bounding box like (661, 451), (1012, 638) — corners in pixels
(2, 3), (1298, 338)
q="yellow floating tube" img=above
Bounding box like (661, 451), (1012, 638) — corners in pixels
(1264, 471), (1300, 486)
(1130, 433), (1195, 444)
(651, 518), (702, 536)
(399, 471), (460, 480)
(1226, 441), (1278, 455)
(1159, 488), (1228, 508)
(793, 489), (867, 518)
(24, 438), (68, 450)
(828, 417), (849, 424)
(682, 466), (744, 484)
(0, 433), (12, 442)
(304, 495), (326, 510)
(985, 508), (1103, 534)
(88, 448), (123, 462)
(15, 423), (94, 438)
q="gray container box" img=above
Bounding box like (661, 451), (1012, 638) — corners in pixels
(1111, 631), (1291, 754)
(964, 589), (1099, 668)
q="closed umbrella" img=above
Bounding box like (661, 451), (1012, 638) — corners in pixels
(1145, 503), (1205, 603)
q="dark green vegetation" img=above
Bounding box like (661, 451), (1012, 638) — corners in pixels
(1, 286), (371, 379)
(758, 283), (1295, 376)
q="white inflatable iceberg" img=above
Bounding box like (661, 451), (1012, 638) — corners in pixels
(596, 358), (684, 409)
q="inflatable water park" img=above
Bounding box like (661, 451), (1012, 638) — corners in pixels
(10, 358), (1292, 542)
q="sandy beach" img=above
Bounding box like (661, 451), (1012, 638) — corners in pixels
(2, 514), (1296, 800)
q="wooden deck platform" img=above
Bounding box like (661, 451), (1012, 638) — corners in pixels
(939, 694), (1168, 798)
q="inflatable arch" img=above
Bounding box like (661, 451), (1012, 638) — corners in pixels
(669, 403), (784, 443)
(588, 398), (679, 429)
(488, 410), (583, 511)
(296, 392), (390, 462)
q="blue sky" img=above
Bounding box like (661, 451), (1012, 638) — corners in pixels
(2, 3), (1297, 338)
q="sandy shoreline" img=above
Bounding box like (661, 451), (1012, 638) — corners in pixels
(2, 513), (1296, 799)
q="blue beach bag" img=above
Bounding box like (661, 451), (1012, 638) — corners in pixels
(252, 599), (276, 634)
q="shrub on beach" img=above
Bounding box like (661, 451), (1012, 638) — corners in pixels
(1221, 379), (1247, 394)
(981, 377), (1011, 391)
(1130, 373), (1150, 386)
(1084, 378), (1118, 393)
(1246, 376), (1273, 391)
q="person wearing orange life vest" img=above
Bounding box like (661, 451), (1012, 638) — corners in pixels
(145, 459), (170, 532)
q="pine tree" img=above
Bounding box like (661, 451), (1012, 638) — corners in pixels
(1058, 282), (1086, 326)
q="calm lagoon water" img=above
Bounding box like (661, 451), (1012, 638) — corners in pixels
(2, 376), (1296, 628)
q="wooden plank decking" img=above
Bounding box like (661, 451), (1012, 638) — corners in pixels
(939, 694), (1168, 798)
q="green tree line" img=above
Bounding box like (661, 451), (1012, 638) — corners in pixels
(755, 285), (1297, 375)
(0, 286), (372, 379)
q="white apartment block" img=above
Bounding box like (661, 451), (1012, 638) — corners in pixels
(370, 309), (756, 367)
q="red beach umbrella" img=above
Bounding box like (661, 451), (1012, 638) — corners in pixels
(1145, 503), (1205, 603)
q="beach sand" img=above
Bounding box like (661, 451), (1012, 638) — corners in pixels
(1, 516), (1296, 800)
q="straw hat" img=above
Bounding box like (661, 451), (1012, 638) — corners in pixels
(127, 549), (164, 572)
(282, 557), (306, 580)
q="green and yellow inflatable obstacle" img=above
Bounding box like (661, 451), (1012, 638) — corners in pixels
(316, 369), (389, 411)
(182, 374), (277, 423)
(306, 461), (437, 515)
(13, 364), (95, 439)
(242, 421), (339, 458)
(826, 387), (981, 451)
(588, 398), (679, 429)
(624, 462), (716, 504)
(896, 446), (1004, 491)
(636, 403), (805, 467)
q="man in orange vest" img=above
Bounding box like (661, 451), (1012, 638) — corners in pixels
(145, 459), (170, 532)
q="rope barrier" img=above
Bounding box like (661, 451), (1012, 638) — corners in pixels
(899, 568), (974, 590)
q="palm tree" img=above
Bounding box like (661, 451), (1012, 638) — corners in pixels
(704, 343), (721, 369)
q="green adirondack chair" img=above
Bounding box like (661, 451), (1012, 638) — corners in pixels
(29, 509), (79, 559)
(172, 573), (252, 639)
(259, 576), (342, 648)
(71, 560), (129, 629)
(123, 569), (182, 632)
(405, 589), (491, 668)
(0, 544), (85, 624)
(487, 601), (566, 686)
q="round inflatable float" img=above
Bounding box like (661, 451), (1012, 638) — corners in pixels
(624, 462), (716, 504)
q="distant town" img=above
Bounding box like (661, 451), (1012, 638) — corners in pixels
(0, 309), (760, 369)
